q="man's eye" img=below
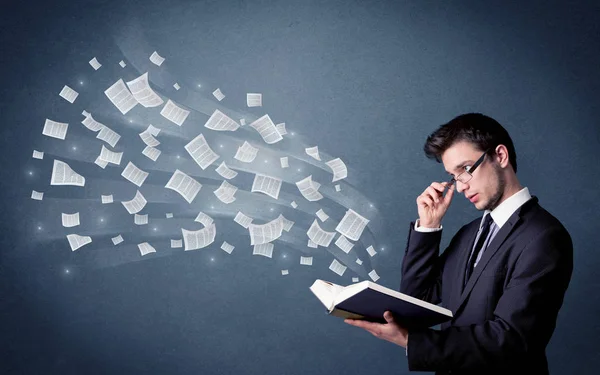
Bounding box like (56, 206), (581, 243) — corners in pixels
(464, 166), (472, 172)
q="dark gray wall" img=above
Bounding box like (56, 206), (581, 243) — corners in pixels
(1, 0), (599, 374)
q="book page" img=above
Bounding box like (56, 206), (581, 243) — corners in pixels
(96, 125), (121, 148)
(329, 259), (347, 276)
(246, 93), (262, 107)
(111, 235), (124, 245)
(252, 243), (274, 258)
(89, 57), (101, 70)
(126, 72), (164, 108)
(249, 114), (283, 144)
(295, 175), (323, 201)
(204, 109), (239, 131)
(335, 209), (369, 241)
(142, 145), (161, 161)
(51, 160), (85, 186)
(213, 180), (237, 204)
(138, 242), (156, 256)
(234, 211), (253, 228)
(101, 194), (113, 204)
(307, 219), (335, 247)
(251, 174), (282, 200)
(59, 85), (79, 103)
(185, 133), (220, 170)
(67, 234), (92, 251)
(61, 212), (80, 228)
(82, 114), (104, 132)
(212, 88), (225, 101)
(121, 162), (149, 187)
(165, 169), (202, 204)
(149, 51), (165, 66)
(104, 79), (138, 114)
(234, 141), (258, 163)
(325, 158), (348, 182)
(182, 224), (216, 250)
(121, 190), (147, 214)
(215, 161), (238, 179)
(42, 119), (68, 140)
(99, 145), (123, 165)
(221, 241), (235, 254)
(305, 146), (321, 161)
(160, 99), (190, 126)
(134, 214), (148, 225)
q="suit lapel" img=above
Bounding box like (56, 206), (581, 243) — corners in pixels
(451, 196), (538, 314)
(449, 222), (480, 312)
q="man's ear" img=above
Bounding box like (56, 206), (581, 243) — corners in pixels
(494, 144), (510, 168)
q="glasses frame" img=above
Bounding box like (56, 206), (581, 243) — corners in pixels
(446, 148), (491, 187)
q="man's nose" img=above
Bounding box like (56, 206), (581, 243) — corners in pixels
(456, 180), (468, 193)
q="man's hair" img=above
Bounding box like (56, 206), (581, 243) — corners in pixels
(423, 113), (518, 173)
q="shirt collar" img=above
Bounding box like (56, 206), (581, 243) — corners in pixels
(483, 187), (532, 229)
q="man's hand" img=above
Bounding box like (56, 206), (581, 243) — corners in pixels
(344, 311), (409, 348)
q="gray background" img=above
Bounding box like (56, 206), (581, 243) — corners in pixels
(1, 0), (599, 374)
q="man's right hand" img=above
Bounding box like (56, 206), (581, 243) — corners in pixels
(416, 181), (455, 228)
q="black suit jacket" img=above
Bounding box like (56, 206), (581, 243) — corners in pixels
(400, 196), (573, 375)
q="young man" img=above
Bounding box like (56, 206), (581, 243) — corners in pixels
(344, 113), (573, 375)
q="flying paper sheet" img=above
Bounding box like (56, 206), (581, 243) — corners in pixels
(221, 241), (235, 254)
(185, 133), (219, 170)
(139, 129), (160, 147)
(165, 169), (202, 204)
(316, 208), (329, 222)
(334, 234), (354, 254)
(119, 60), (126, 68)
(67, 234), (92, 251)
(32, 150), (44, 160)
(31, 190), (44, 201)
(234, 211), (253, 228)
(51, 160), (85, 186)
(275, 123), (287, 136)
(98, 145), (122, 165)
(336, 209), (369, 241)
(204, 109), (239, 131)
(248, 217), (284, 245)
(300, 256), (313, 266)
(138, 242), (156, 256)
(251, 174), (282, 200)
(281, 270), (289, 276)
(142, 145), (161, 161)
(182, 224), (216, 251)
(368, 270), (380, 282)
(246, 93), (262, 107)
(366, 245), (377, 257)
(101, 194), (113, 204)
(104, 79), (138, 114)
(121, 162), (149, 187)
(329, 259), (347, 276)
(126, 72), (164, 107)
(325, 158), (348, 182)
(59, 85), (79, 103)
(171, 239), (183, 248)
(249, 114), (283, 144)
(61, 212), (80, 228)
(96, 126), (121, 148)
(173, 83), (180, 90)
(149, 51), (165, 66)
(121, 190), (147, 214)
(307, 219), (335, 247)
(280, 157), (289, 168)
(295, 175), (323, 201)
(42, 119), (68, 140)
(215, 162), (238, 179)
(234, 141), (258, 163)
(160, 99), (190, 126)
(194, 212), (214, 227)
(111, 235), (124, 245)
(305, 146), (321, 161)
(134, 214), (148, 225)
(89, 57), (101, 70)
(212, 88), (225, 101)
(213, 180), (238, 204)
(81, 114), (104, 132)
(253, 243), (274, 258)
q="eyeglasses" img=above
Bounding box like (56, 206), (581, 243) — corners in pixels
(446, 149), (491, 187)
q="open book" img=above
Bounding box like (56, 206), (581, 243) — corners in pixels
(310, 279), (453, 329)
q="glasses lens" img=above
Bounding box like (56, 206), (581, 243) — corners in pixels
(456, 172), (472, 184)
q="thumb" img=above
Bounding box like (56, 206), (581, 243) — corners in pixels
(384, 311), (395, 323)
(444, 183), (455, 202)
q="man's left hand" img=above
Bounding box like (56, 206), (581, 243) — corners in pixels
(344, 311), (409, 348)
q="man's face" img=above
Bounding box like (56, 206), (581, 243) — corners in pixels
(441, 141), (505, 211)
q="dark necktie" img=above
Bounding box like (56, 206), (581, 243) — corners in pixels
(465, 214), (494, 284)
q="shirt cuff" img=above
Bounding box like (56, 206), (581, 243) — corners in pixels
(414, 219), (442, 232)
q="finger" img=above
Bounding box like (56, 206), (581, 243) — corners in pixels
(383, 311), (395, 323)
(425, 186), (442, 203)
(431, 182), (446, 192)
(418, 195), (434, 208)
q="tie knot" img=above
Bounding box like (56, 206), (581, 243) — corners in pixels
(482, 214), (494, 229)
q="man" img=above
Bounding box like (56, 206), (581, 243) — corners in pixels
(344, 113), (573, 374)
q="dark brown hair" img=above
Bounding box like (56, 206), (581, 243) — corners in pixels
(423, 113), (518, 173)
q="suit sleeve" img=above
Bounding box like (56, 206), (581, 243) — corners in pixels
(406, 226), (573, 372)
(400, 221), (462, 304)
